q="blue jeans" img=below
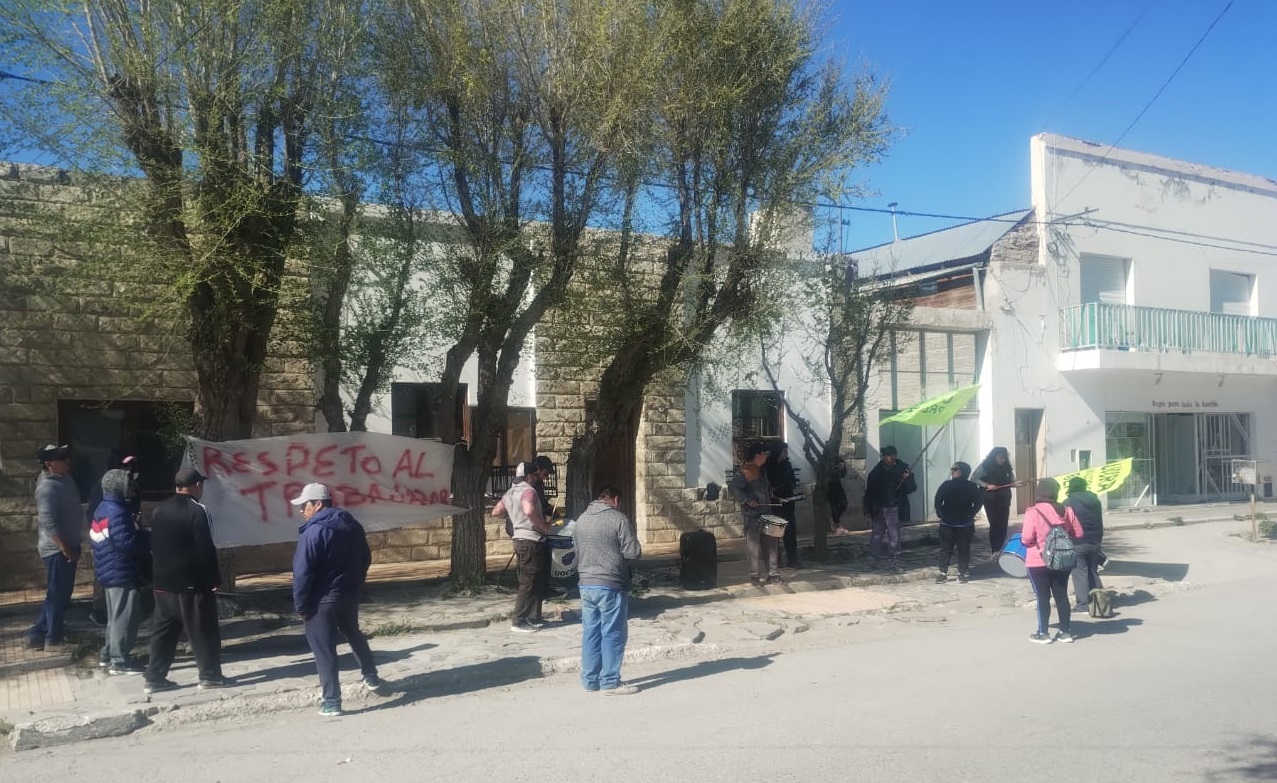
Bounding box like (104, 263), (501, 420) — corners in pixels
(580, 586), (628, 691)
(29, 553), (78, 646)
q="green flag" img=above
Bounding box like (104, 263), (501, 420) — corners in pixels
(879, 384), (981, 426)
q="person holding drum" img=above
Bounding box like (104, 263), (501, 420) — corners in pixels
(1020, 478), (1084, 644)
(729, 442), (781, 586)
(972, 447), (1016, 557)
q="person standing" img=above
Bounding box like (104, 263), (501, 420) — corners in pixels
(972, 447), (1015, 556)
(291, 483), (384, 717)
(575, 485), (642, 695)
(1020, 478), (1084, 644)
(86, 451), (140, 631)
(933, 461), (983, 583)
(492, 462), (554, 633)
(144, 468), (230, 693)
(765, 442), (800, 568)
(27, 444), (82, 651)
(827, 457), (851, 535)
(729, 443), (779, 586)
(1063, 476), (1105, 611)
(862, 446), (916, 573)
(89, 468), (149, 673)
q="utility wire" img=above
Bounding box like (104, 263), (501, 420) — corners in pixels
(1056, 0), (1236, 207)
(1043, 0), (1159, 128)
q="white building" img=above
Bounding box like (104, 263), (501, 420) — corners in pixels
(859, 134), (1277, 516)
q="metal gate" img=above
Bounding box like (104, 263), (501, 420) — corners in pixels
(1200, 413), (1252, 501)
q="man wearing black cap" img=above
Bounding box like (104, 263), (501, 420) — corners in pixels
(143, 467), (230, 693)
(27, 444), (81, 650)
(862, 445), (916, 573)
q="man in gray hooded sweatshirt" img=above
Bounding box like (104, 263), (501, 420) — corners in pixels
(574, 485), (642, 694)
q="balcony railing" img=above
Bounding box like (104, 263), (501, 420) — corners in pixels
(1061, 303), (1277, 357)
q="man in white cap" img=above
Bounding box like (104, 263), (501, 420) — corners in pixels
(291, 483), (384, 717)
(27, 444), (81, 650)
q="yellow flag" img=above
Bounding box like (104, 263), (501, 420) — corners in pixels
(1051, 458), (1134, 501)
(879, 384), (980, 427)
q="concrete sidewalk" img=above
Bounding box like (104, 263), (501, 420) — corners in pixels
(1, 501), (1260, 750)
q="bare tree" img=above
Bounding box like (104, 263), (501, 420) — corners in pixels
(760, 253), (912, 561)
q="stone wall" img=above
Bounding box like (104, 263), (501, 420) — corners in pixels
(0, 165), (315, 589)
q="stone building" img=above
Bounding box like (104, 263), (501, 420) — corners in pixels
(0, 165), (314, 589)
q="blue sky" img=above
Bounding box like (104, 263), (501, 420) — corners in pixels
(825, 0), (1277, 251)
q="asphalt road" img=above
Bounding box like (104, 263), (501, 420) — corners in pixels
(5, 523), (1275, 782)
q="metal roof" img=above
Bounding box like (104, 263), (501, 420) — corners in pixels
(848, 209), (1032, 276)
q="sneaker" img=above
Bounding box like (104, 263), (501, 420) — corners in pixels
(109, 663), (145, 676)
(767, 574), (784, 585)
(144, 679), (179, 694)
(25, 637), (44, 651)
(1029, 632), (1054, 645)
(526, 619), (546, 630)
(602, 684), (639, 695)
(99, 658), (111, 669)
(318, 701), (343, 717)
(749, 576), (764, 587)
(934, 572), (948, 584)
(510, 622), (539, 634)
(198, 676), (232, 689)
(957, 572), (969, 584)
(363, 675), (387, 694)
(1054, 631), (1075, 644)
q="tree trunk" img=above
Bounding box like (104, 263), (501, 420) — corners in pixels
(448, 444), (489, 589)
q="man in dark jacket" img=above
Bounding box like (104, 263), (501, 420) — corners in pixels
(144, 467), (229, 694)
(862, 446), (916, 572)
(89, 468), (149, 673)
(933, 461), (983, 583)
(1064, 476), (1105, 610)
(291, 483), (383, 717)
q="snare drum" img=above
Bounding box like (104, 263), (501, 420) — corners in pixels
(998, 532), (1029, 578)
(760, 514), (789, 538)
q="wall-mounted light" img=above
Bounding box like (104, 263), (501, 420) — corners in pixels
(1218, 375), (1226, 388)
(1153, 372), (1163, 385)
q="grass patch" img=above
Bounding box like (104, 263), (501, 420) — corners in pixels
(0, 718), (14, 736)
(1168, 516), (1185, 526)
(1258, 518), (1277, 540)
(366, 619), (426, 638)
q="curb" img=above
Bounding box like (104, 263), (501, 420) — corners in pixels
(10, 708), (155, 751)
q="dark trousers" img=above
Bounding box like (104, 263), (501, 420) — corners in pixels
(1071, 542), (1105, 606)
(986, 499), (1011, 552)
(1027, 566), (1072, 634)
(511, 539), (547, 624)
(777, 502), (798, 566)
(28, 554), (77, 646)
(304, 596), (378, 705)
(937, 525), (974, 574)
(146, 590), (223, 683)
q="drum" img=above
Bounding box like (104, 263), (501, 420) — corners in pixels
(998, 532), (1029, 578)
(760, 514), (789, 538)
(546, 534), (577, 579)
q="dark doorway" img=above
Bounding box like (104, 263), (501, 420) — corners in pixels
(1014, 408), (1043, 514)
(588, 400), (639, 523)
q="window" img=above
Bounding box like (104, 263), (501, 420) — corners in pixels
(731, 390), (784, 460)
(390, 383), (468, 440)
(1209, 270), (1254, 315)
(485, 407), (541, 497)
(57, 400), (194, 501)
(1079, 254), (1130, 305)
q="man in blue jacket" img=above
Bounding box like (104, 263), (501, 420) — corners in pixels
(89, 468), (149, 673)
(291, 483), (384, 717)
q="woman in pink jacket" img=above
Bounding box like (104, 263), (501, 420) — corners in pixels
(1019, 478), (1084, 644)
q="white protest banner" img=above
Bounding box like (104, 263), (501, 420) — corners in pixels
(185, 431), (466, 548)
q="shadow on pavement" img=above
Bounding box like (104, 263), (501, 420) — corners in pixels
(1114, 588), (1157, 607)
(1071, 617), (1144, 638)
(1205, 734), (1277, 781)
(626, 654), (776, 690)
(229, 641), (437, 686)
(354, 655), (548, 712)
(1102, 560), (1189, 581)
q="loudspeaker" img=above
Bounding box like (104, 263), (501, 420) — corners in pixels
(679, 530), (717, 590)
